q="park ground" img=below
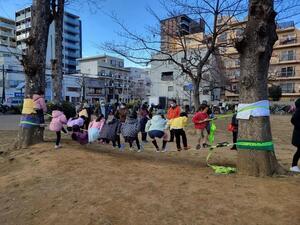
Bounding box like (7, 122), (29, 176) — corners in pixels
(0, 115), (299, 225)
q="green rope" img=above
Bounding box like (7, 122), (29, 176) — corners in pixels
(206, 142), (237, 174)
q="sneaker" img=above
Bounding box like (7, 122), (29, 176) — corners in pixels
(202, 143), (209, 148)
(230, 146), (237, 150)
(155, 148), (160, 153)
(177, 148), (182, 151)
(54, 145), (61, 149)
(137, 149), (142, 153)
(290, 166), (300, 173)
(184, 146), (191, 150)
(161, 148), (167, 153)
(196, 144), (201, 150)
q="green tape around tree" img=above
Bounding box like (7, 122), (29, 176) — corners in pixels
(236, 140), (274, 151)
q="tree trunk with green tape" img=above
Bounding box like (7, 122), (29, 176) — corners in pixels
(235, 0), (285, 176)
(15, 0), (52, 149)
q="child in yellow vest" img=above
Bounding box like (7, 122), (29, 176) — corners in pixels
(168, 112), (190, 151)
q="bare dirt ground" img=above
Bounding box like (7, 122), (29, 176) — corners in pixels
(0, 115), (299, 225)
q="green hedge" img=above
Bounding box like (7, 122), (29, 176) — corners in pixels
(47, 101), (76, 119)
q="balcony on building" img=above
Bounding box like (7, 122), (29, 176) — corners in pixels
(279, 50), (296, 62)
(276, 21), (295, 32)
(64, 24), (80, 34)
(15, 10), (31, 22)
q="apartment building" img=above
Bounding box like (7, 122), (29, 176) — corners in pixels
(76, 55), (133, 103)
(0, 17), (16, 48)
(15, 6), (82, 74)
(160, 14), (205, 51)
(217, 18), (300, 102)
(127, 67), (151, 101)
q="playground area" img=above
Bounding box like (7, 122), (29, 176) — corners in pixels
(0, 115), (299, 225)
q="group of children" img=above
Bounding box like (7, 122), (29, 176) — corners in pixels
(48, 100), (225, 153)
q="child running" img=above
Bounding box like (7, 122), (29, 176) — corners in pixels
(145, 109), (168, 152)
(49, 105), (67, 149)
(88, 114), (105, 143)
(121, 111), (141, 152)
(169, 112), (190, 151)
(192, 104), (209, 150)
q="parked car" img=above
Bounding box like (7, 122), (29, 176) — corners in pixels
(4, 97), (23, 107)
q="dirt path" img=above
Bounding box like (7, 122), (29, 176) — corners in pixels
(0, 116), (299, 225)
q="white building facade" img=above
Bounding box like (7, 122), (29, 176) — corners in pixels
(149, 53), (213, 107)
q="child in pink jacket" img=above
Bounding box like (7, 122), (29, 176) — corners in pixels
(49, 106), (67, 149)
(33, 91), (47, 124)
(88, 114), (105, 143)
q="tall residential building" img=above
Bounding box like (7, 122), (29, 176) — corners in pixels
(15, 6), (82, 74)
(217, 18), (300, 102)
(0, 17), (16, 47)
(160, 14), (205, 51)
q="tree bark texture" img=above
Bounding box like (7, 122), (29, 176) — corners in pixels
(236, 0), (284, 176)
(192, 79), (201, 110)
(16, 0), (52, 149)
(52, 0), (64, 103)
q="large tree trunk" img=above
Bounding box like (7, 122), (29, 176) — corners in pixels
(52, 0), (64, 103)
(235, 0), (285, 176)
(192, 79), (200, 110)
(16, 0), (52, 149)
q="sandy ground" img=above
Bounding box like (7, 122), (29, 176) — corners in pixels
(0, 115), (299, 225)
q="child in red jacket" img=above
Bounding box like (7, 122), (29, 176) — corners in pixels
(192, 104), (209, 150)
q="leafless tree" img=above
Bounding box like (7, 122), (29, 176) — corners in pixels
(235, 0), (286, 176)
(16, 0), (52, 148)
(103, 0), (246, 109)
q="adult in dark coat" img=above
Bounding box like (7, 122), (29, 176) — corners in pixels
(290, 98), (300, 172)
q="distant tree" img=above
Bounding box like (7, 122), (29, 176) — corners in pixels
(268, 85), (282, 101)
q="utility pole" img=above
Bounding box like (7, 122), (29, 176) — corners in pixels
(2, 65), (5, 104)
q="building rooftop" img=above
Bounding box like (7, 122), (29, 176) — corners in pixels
(0, 17), (15, 25)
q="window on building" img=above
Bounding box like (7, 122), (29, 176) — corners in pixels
(280, 83), (295, 93)
(280, 50), (296, 61)
(203, 88), (210, 95)
(235, 28), (244, 37)
(110, 60), (116, 66)
(118, 61), (124, 67)
(161, 71), (174, 81)
(217, 33), (227, 42)
(280, 33), (297, 45)
(67, 87), (81, 92)
(235, 59), (240, 66)
(168, 86), (174, 92)
(100, 70), (105, 76)
(280, 67), (295, 77)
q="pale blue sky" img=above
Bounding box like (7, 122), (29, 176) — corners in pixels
(0, 0), (164, 67)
